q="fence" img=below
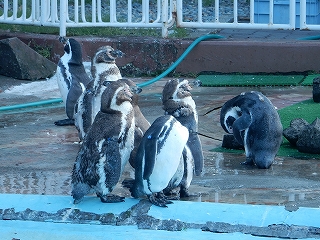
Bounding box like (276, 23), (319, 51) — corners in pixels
(0, 0), (320, 38)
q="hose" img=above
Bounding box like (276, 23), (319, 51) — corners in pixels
(137, 34), (224, 88)
(0, 98), (63, 112)
(0, 34), (223, 112)
(298, 35), (320, 40)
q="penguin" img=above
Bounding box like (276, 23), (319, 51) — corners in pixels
(74, 45), (123, 140)
(220, 91), (283, 169)
(162, 78), (204, 197)
(54, 37), (91, 126)
(71, 80), (135, 204)
(120, 79), (151, 169)
(128, 115), (189, 207)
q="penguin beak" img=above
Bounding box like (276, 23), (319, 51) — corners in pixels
(124, 86), (133, 99)
(111, 49), (124, 58)
(59, 36), (68, 45)
(179, 79), (192, 92)
(130, 86), (142, 94)
(190, 79), (202, 87)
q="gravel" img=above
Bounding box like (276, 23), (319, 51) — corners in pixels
(67, 0), (250, 23)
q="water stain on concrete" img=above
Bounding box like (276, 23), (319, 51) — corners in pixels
(1, 76), (320, 210)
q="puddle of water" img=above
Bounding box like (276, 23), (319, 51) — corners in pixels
(0, 172), (71, 195)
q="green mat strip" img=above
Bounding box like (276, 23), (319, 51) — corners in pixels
(211, 99), (320, 159)
(197, 74), (315, 87)
(300, 74), (319, 86)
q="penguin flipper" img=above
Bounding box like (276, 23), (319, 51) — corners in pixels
(187, 133), (204, 176)
(142, 132), (158, 180)
(232, 112), (252, 145)
(66, 81), (83, 119)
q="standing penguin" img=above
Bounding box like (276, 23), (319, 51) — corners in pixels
(220, 91), (283, 169)
(71, 81), (135, 203)
(162, 79), (204, 197)
(128, 115), (189, 207)
(120, 79), (151, 169)
(74, 45), (123, 140)
(54, 37), (91, 126)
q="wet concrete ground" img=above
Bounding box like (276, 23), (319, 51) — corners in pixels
(1, 74), (320, 210)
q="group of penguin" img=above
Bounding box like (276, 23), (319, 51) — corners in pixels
(55, 37), (283, 207)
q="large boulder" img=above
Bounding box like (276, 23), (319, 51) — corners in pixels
(296, 118), (320, 154)
(0, 37), (56, 80)
(283, 118), (309, 146)
(283, 117), (320, 154)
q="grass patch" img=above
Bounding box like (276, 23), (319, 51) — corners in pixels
(197, 74), (305, 87)
(301, 74), (319, 86)
(278, 98), (320, 129)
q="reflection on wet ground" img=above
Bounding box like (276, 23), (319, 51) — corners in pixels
(0, 77), (320, 209)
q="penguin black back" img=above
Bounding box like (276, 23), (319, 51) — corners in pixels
(220, 91), (283, 169)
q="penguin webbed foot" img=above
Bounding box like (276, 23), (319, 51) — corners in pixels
(98, 193), (125, 203)
(163, 187), (182, 200)
(122, 178), (134, 189)
(54, 118), (75, 126)
(241, 157), (255, 166)
(148, 192), (173, 208)
(179, 186), (190, 198)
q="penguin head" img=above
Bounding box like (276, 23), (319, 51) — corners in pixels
(222, 106), (242, 133)
(60, 38), (83, 65)
(119, 79), (142, 106)
(92, 46), (124, 65)
(162, 79), (192, 105)
(100, 81), (133, 113)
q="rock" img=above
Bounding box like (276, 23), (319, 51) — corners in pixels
(0, 37), (56, 80)
(221, 134), (244, 150)
(283, 118), (309, 146)
(313, 77), (320, 103)
(296, 118), (320, 154)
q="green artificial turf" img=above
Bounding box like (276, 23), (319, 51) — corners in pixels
(300, 74), (319, 86)
(211, 99), (320, 159)
(197, 74), (305, 87)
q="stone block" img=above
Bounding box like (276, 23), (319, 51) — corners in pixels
(0, 37), (56, 80)
(296, 118), (320, 154)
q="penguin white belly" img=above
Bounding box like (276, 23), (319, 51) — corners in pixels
(182, 146), (194, 189)
(95, 63), (122, 82)
(55, 70), (69, 104)
(182, 96), (198, 122)
(56, 64), (71, 104)
(119, 116), (135, 173)
(74, 93), (85, 138)
(92, 85), (107, 122)
(143, 123), (189, 194)
(92, 96), (102, 122)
